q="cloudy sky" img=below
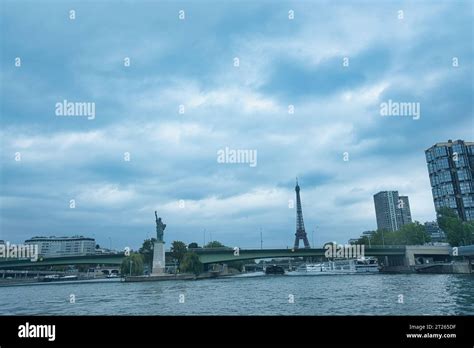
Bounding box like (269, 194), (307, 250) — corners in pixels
(0, 0), (472, 250)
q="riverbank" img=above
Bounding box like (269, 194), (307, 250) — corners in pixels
(124, 268), (241, 282)
(381, 261), (472, 274)
(0, 277), (121, 287)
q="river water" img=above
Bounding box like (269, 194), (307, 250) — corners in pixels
(0, 273), (472, 315)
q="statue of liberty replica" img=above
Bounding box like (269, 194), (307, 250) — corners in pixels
(155, 211), (166, 242)
(152, 211), (166, 275)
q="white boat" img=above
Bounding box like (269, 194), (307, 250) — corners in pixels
(353, 257), (380, 273)
(42, 274), (79, 282)
(289, 257), (379, 275)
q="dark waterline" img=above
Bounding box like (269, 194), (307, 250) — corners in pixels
(0, 273), (472, 315)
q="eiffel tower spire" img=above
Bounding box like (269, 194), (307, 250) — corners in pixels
(294, 179), (310, 249)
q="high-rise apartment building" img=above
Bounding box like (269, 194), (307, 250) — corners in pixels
(425, 139), (474, 221)
(373, 191), (412, 232)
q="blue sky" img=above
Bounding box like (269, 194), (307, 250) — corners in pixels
(1, 0), (473, 250)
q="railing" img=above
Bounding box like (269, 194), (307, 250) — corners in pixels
(191, 245), (408, 252)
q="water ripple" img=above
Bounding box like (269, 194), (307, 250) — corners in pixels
(0, 274), (472, 315)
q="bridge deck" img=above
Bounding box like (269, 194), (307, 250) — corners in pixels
(0, 245), (455, 268)
(0, 254), (126, 269)
(190, 247), (407, 264)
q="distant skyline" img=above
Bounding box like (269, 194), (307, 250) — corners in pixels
(1, 1), (473, 250)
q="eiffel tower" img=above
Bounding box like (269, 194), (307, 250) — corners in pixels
(294, 179), (311, 249)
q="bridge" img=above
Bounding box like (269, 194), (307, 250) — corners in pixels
(191, 246), (407, 264)
(457, 245), (474, 258)
(0, 245), (459, 270)
(0, 245), (424, 269)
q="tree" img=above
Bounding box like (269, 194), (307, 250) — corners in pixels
(466, 222), (474, 245)
(437, 207), (474, 246)
(352, 236), (370, 246)
(188, 242), (199, 249)
(121, 253), (144, 276)
(139, 238), (157, 269)
(397, 222), (430, 245)
(170, 241), (187, 264)
(95, 244), (101, 249)
(204, 241), (226, 248)
(353, 223), (430, 246)
(180, 252), (203, 276)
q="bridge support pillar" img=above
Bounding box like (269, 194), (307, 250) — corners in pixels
(405, 249), (416, 266)
(151, 241), (166, 276)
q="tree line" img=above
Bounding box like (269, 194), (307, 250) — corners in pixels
(120, 240), (235, 276)
(351, 207), (473, 247)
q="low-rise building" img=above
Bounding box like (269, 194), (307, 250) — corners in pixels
(424, 222), (447, 243)
(24, 236), (95, 258)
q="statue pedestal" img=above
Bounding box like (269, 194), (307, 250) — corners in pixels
(151, 241), (166, 275)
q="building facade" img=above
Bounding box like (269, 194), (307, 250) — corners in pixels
(373, 191), (412, 232)
(424, 221), (446, 243)
(398, 196), (412, 225)
(425, 139), (474, 221)
(362, 230), (376, 237)
(24, 236), (95, 258)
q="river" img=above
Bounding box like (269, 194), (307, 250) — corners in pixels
(0, 273), (472, 315)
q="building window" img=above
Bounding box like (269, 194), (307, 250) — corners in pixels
(455, 156), (466, 168)
(467, 145), (474, 156)
(457, 169), (468, 181)
(435, 146), (448, 157)
(463, 196), (474, 208)
(452, 143), (464, 155)
(438, 158), (449, 170)
(465, 208), (474, 221)
(460, 182), (472, 194)
(426, 150), (434, 162)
